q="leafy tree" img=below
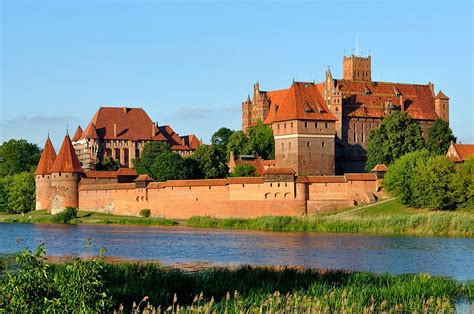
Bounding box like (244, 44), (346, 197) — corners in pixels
(246, 121), (275, 159)
(0, 139), (41, 176)
(182, 157), (203, 179)
(450, 157), (474, 210)
(366, 111), (425, 171)
(426, 118), (456, 156)
(383, 150), (430, 205)
(227, 130), (250, 157)
(150, 151), (187, 181)
(211, 127), (234, 150)
(3, 172), (35, 214)
(0, 176), (8, 212)
(133, 141), (170, 176)
(410, 156), (455, 210)
(192, 145), (228, 179)
(95, 156), (121, 171)
(232, 164), (256, 177)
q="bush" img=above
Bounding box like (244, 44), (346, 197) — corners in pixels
(232, 164), (257, 177)
(450, 157), (474, 210)
(0, 243), (111, 312)
(52, 207), (78, 224)
(140, 209), (151, 218)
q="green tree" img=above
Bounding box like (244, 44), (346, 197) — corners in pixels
(232, 164), (257, 177)
(410, 156), (455, 210)
(192, 145), (228, 179)
(426, 118), (456, 156)
(246, 121), (275, 159)
(0, 139), (41, 176)
(182, 157), (203, 179)
(383, 150), (431, 206)
(133, 141), (170, 176)
(150, 151), (187, 181)
(3, 172), (36, 214)
(0, 176), (8, 212)
(95, 156), (121, 171)
(366, 111), (425, 171)
(450, 157), (474, 210)
(227, 130), (250, 157)
(211, 127), (234, 150)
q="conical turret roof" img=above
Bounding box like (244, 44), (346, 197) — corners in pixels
(435, 90), (449, 100)
(50, 134), (83, 173)
(34, 136), (57, 175)
(72, 126), (83, 141)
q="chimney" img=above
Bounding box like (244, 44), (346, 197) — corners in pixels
(428, 82), (435, 97)
(113, 123), (117, 138)
(152, 123), (157, 136)
(400, 95), (405, 111)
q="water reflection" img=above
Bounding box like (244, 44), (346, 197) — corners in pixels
(0, 223), (473, 281)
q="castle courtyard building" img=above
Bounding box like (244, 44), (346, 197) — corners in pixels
(242, 54), (450, 174)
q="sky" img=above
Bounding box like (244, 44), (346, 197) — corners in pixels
(1, 0), (473, 149)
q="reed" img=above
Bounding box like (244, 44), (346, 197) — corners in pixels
(187, 200), (474, 236)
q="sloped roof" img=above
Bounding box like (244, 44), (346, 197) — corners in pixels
(181, 134), (201, 150)
(344, 173), (377, 181)
(135, 174), (154, 182)
(336, 80), (439, 121)
(50, 134), (84, 173)
(34, 136), (57, 175)
(263, 82), (336, 124)
(435, 90), (449, 100)
(81, 123), (99, 140)
(72, 126), (83, 141)
(264, 167), (296, 175)
(453, 144), (474, 162)
(234, 158), (265, 176)
(371, 164), (388, 172)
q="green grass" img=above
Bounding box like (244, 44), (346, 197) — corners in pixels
(187, 200), (474, 237)
(0, 210), (178, 226)
(66, 263), (474, 312)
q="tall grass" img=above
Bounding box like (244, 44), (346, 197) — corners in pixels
(187, 207), (474, 236)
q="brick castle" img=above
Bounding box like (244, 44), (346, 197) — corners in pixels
(35, 53), (450, 217)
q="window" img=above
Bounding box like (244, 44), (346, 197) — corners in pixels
(325, 123), (328, 128)
(291, 122), (293, 128)
(322, 141), (325, 148)
(281, 143), (284, 150)
(304, 122), (308, 128)
(315, 122), (318, 128)
(307, 141), (310, 147)
(354, 132), (357, 142)
(361, 132), (364, 143)
(284, 123), (286, 128)
(288, 142), (291, 149)
(277, 124), (280, 129)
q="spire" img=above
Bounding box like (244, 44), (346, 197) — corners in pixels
(50, 134), (83, 173)
(435, 90), (449, 100)
(34, 136), (57, 175)
(72, 126), (83, 142)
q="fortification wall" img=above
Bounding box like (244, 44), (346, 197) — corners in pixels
(78, 174), (380, 219)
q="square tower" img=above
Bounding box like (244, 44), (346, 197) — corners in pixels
(343, 55), (371, 82)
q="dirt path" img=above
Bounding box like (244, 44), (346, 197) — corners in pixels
(332, 198), (395, 217)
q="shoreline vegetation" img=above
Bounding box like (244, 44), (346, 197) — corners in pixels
(0, 199), (472, 237)
(1, 247), (473, 313)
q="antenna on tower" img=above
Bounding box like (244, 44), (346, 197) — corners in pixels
(355, 34), (360, 56)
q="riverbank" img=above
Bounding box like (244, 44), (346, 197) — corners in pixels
(1, 252), (472, 313)
(187, 199), (474, 237)
(1, 199), (472, 236)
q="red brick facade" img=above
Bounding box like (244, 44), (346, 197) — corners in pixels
(242, 54), (450, 174)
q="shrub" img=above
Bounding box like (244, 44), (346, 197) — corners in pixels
(140, 209), (151, 218)
(450, 157), (474, 210)
(232, 164), (256, 177)
(52, 207), (78, 224)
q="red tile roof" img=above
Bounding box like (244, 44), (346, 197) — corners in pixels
(306, 176), (347, 183)
(263, 82), (336, 124)
(34, 136), (57, 175)
(452, 144), (474, 162)
(135, 174), (154, 182)
(181, 134), (202, 150)
(264, 167), (296, 175)
(50, 134), (84, 173)
(85, 171), (118, 178)
(435, 90), (449, 100)
(79, 183), (135, 191)
(234, 158), (265, 176)
(159, 179), (228, 188)
(81, 123), (99, 140)
(336, 80), (439, 121)
(72, 126), (83, 141)
(371, 164), (388, 172)
(344, 173), (377, 181)
(226, 177), (264, 184)
(117, 168), (138, 176)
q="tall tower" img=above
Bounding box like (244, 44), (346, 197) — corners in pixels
(34, 136), (57, 210)
(434, 90), (450, 123)
(343, 55), (371, 82)
(323, 67), (343, 138)
(49, 133), (84, 214)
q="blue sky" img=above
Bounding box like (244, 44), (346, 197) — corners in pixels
(1, 0), (473, 149)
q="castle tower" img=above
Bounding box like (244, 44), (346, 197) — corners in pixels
(343, 54), (371, 81)
(49, 133), (84, 214)
(434, 90), (450, 122)
(34, 136), (57, 210)
(242, 95), (252, 130)
(242, 82), (270, 131)
(324, 67), (343, 138)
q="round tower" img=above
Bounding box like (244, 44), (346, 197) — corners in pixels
(34, 136), (57, 210)
(49, 133), (84, 214)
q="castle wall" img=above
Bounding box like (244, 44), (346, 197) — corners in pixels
(35, 175), (52, 210)
(78, 174), (380, 219)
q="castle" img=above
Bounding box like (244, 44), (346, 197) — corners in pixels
(34, 53), (450, 218)
(72, 107), (201, 170)
(242, 54), (449, 174)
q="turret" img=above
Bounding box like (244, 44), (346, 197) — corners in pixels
(34, 136), (57, 210)
(49, 133), (84, 214)
(434, 90), (449, 123)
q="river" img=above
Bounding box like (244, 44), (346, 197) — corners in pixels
(1, 223), (473, 281)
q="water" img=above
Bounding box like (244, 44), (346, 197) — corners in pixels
(1, 223), (473, 281)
